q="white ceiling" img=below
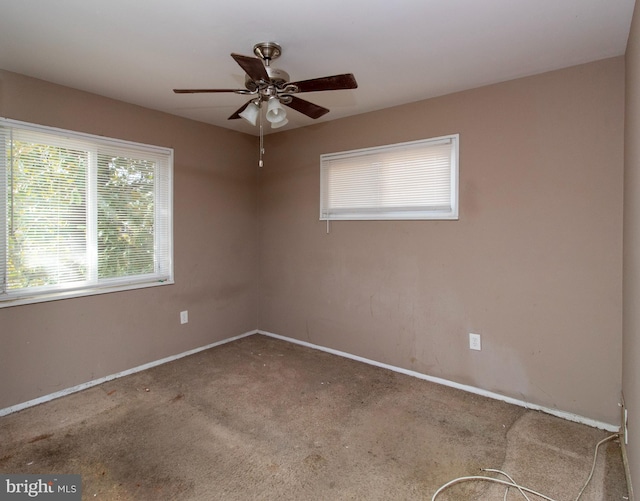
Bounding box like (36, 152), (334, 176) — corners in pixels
(0, 0), (635, 136)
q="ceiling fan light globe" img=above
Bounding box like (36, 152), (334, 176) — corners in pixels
(271, 117), (289, 129)
(266, 97), (287, 124)
(239, 102), (260, 126)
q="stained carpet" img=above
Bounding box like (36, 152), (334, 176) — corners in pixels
(0, 334), (629, 500)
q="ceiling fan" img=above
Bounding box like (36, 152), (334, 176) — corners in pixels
(173, 42), (358, 129)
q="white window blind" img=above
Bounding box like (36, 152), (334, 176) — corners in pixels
(320, 134), (458, 220)
(0, 118), (173, 307)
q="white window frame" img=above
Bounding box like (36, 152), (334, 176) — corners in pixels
(320, 134), (459, 221)
(0, 118), (174, 308)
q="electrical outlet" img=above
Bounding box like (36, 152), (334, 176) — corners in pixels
(469, 333), (482, 351)
(180, 310), (188, 324)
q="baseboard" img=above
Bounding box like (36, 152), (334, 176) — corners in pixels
(0, 329), (258, 417)
(258, 330), (619, 432)
(621, 437), (635, 501)
(1, 328), (620, 434)
(620, 396), (635, 501)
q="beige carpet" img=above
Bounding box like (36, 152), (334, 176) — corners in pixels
(0, 334), (629, 500)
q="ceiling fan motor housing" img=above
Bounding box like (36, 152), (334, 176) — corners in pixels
(244, 66), (290, 93)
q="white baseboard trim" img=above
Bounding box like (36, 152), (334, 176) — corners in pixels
(620, 395), (635, 501)
(1, 328), (620, 433)
(0, 329), (258, 418)
(259, 330), (619, 433)
(621, 436), (635, 501)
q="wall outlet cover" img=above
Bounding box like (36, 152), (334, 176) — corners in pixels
(469, 333), (482, 351)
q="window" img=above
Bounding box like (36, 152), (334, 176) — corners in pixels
(320, 134), (458, 220)
(0, 118), (173, 307)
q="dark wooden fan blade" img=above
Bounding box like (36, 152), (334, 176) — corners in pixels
(231, 53), (269, 82)
(284, 96), (330, 119)
(228, 101), (251, 120)
(173, 88), (241, 93)
(289, 73), (357, 93)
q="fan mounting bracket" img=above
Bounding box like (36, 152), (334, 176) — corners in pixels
(253, 42), (282, 65)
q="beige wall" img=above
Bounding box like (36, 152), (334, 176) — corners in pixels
(624, 1), (640, 494)
(258, 58), (625, 426)
(0, 57), (627, 431)
(0, 70), (259, 409)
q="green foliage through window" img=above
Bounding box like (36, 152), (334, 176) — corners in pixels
(0, 119), (173, 306)
(97, 155), (155, 279)
(8, 141), (88, 289)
